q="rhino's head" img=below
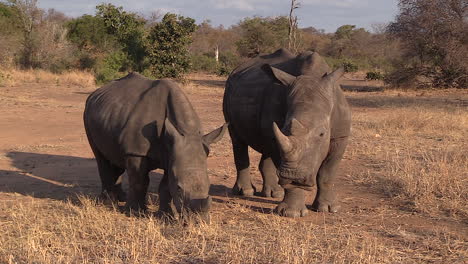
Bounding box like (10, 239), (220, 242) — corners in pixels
(164, 119), (227, 218)
(262, 63), (344, 186)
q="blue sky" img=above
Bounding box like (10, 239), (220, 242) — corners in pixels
(37, 0), (399, 33)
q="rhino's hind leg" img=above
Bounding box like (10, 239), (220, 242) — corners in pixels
(230, 127), (256, 196)
(312, 137), (349, 213)
(91, 145), (126, 203)
(125, 156), (150, 212)
(258, 155), (284, 199)
(274, 187), (308, 217)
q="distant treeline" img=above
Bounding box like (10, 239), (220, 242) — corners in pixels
(1, 0), (466, 88)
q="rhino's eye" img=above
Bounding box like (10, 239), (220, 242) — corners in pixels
(319, 132), (324, 137)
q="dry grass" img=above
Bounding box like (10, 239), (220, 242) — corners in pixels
(1, 195), (465, 264)
(0, 68), (95, 87)
(347, 92), (468, 219)
(1, 74), (467, 263)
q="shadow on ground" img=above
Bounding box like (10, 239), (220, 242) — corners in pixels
(211, 197), (273, 215)
(73, 91), (93, 95)
(190, 79), (226, 89)
(0, 151), (162, 202)
(340, 83), (384, 92)
(210, 184), (279, 205)
(346, 94), (467, 108)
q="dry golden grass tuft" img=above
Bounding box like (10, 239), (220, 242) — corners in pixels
(2, 195), (465, 264)
(347, 92), (468, 219)
(0, 68), (95, 87)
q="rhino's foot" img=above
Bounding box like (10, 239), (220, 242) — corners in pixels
(125, 200), (148, 215)
(312, 188), (340, 213)
(260, 184), (284, 199)
(98, 189), (126, 204)
(273, 188), (308, 217)
(311, 201), (340, 213)
(232, 183), (256, 196)
(156, 209), (176, 222)
(274, 202), (308, 218)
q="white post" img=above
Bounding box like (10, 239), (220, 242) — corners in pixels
(215, 45), (219, 63)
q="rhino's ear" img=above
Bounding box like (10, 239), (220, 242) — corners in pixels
(203, 123), (228, 146)
(164, 118), (183, 143)
(323, 67), (344, 83)
(261, 64), (296, 87)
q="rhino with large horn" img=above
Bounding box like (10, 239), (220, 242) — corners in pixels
(84, 72), (227, 219)
(223, 48), (351, 217)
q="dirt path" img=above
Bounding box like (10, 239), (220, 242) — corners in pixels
(0, 74), (466, 262)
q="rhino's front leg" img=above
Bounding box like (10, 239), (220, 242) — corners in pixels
(274, 187), (308, 217)
(158, 172), (173, 215)
(125, 156), (150, 212)
(230, 128), (256, 196)
(312, 137), (348, 213)
(259, 155), (284, 198)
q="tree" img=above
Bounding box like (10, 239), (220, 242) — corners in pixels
(34, 8), (76, 72)
(96, 4), (147, 72)
(7, 0), (42, 69)
(388, 0), (468, 88)
(288, 0), (300, 53)
(189, 21), (242, 74)
(146, 13), (196, 78)
(236, 16), (289, 57)
(5, 0), (75, 71)
(0, 2), (22, 67)
(66, 15), (117, 52)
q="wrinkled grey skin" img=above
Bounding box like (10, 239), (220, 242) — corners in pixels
(84, 72), (227, 218)
(223, 48), (351, 217)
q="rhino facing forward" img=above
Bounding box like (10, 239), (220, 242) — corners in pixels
(84, 73), (226, 217)
(223, 49), (351, 217)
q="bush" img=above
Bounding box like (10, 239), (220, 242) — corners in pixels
(94, 51), (129, 84)
(383, 67), (432, 89)
(342, 60), (358, 73)
(189, 51), (242, 76)
(388, 0), (467, 88)
(325, 57), (359, 72)
(147, 13), (196, 79)
(190, 54), (218, 73)
(366, 71), (384, 81)
(217, 51), (242, 76)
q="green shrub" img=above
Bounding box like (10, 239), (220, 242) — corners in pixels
(325, 57), (359, 72)
(190, 54), (217, 73)
(366, 71), (384, 81)
(74, 52), (97, 70)
(190, 51), (242, 76)
(383, 67), (424, 88)
(94, 51), (129, 84)
(217, 52), (241, 76)
(342, 60), (358, 72)
(147, 13), (196, 79)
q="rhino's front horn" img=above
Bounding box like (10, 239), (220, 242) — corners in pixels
(273, 122), (293, 154)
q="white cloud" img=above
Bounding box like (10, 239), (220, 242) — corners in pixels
(302, 0), (365, 8)
(210, 0), (252, 11)
(209, 0), (273, 11)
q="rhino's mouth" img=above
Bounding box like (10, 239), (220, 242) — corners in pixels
(277, 166), (309, 181)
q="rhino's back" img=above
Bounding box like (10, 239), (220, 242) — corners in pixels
(223, 49), (295, 151)
(84, 73), (173, 167)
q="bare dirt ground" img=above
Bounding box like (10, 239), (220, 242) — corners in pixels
(0, 73), (466, 263)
